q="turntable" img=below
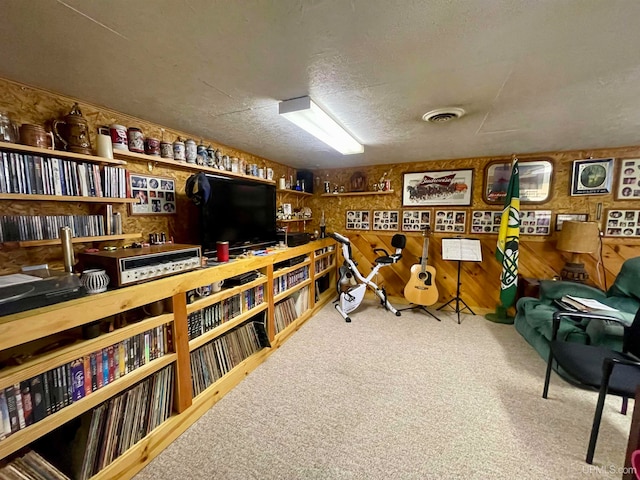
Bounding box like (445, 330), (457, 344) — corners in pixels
(0, 272), (85, 317)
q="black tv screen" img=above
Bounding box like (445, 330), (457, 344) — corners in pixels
(200, 174), (277, 255)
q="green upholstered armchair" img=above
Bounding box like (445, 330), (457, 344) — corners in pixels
(514, 257), (640, 363)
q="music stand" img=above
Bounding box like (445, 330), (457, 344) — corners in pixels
(437, 237), (482, 324)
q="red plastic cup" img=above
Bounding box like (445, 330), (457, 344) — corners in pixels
(217, 241), (229, 262)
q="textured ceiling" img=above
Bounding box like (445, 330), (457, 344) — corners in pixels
(1, 0), (640, 168)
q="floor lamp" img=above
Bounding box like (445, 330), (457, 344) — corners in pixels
(556, 220), (600, 282)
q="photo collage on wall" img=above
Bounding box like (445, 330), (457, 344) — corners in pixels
(605, 209), (640, 237)
(520, 210), (552, 235)
(373, 210), (399, 231)
(616, 159), (640, 200)
(346, 210), (370, 230)
(130, 174), (176, 215)
(401, 210), (431, 232)
(471, 210), (502, 234)
(434, 210), (467, 233)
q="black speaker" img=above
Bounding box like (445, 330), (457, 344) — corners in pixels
(296, 170), (314, 193)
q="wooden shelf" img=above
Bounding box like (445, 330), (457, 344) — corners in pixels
(188, 303), (268, 351)
(276, 218), (313, 223)
(273, 258), (311, 279)
(314, 251), (335, 261)
(274, 278), (312, 303)
(0, 313), (174, 390)
(315, 264), (336, 278)
(274, 307), (313, 341)
(276, 189), (313, 197)
(0, 140), (127, 166)
(186, 276), (267, 315)
(320, 190), (395, 197)
(112, 149), (275, 185)
(0, 193), (138, 203)
(0, 353), (176, 460)
(15, 233), (142, 247)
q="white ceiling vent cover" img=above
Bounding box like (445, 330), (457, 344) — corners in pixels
(422, 107), (466, 123)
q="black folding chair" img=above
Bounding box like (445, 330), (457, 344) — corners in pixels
(542, 309), (640, 464)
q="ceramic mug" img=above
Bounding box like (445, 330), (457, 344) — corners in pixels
(110, 124), (128, 150)
(127, 127), (144, 153)
(19, 124), (54, 149)
(96, 126), (114, 159)
(143, 300), (164, 317)
(173, 139), (186, 161)
(212, 280), (224, 293)
(145, 137), (161, 156)
(160, 141), (174, 159)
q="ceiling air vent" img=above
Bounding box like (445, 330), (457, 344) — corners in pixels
(422, 107), (466, 123)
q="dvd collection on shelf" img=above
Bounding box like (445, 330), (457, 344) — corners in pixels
(273, 265), (309, 295)
(274, 286), (310, 334)
(0, 214), (106, 242)
(33, 365), (175, 480)
(0, 152), (128, 198)
(187, 286), (265, 341)
(314, 254), (333, 273)
(0, 323), (173, 442)
(190, 319), (268, 397)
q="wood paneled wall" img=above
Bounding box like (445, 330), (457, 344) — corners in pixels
(307, 151), (640, 311)
(1, 75), (639, 310)
(0, 77), (294, 275)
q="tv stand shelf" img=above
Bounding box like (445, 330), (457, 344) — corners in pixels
(0, 238), (338, 479)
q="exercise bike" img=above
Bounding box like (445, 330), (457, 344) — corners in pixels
(329, 232), (406, 322)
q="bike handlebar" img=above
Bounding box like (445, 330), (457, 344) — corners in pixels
(328, 232), (350, 245)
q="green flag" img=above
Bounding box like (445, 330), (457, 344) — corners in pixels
(496, 159), (520, 308)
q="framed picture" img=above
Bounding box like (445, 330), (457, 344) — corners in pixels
(346, 210), (370, 230)
(571, 158), (614, 196)
(483, 159), (553, 204)
(401, 210), (431, 232)
(604, 209), (640, 237)
(350, 171), (367, 192)
(130, 174), (176, 215)
(520, 210), (552, 235)
(555, 213), (588, 231)
(402, 169), (473, 206)
(373, 210), (399, 231)
(470, 210), (502, 234)
(615, 158), (640, 200)
(434, 210), (467, 233)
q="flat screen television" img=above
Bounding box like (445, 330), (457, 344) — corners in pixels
(200, 174), (277, 255)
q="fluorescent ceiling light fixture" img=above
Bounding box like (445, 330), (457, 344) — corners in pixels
(279, 96), (364, 155)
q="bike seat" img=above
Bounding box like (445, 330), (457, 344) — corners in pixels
(375, 253), (402, 265)
(373, 234), (405, 265)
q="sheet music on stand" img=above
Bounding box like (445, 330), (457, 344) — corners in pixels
(441, 238), (482, 262)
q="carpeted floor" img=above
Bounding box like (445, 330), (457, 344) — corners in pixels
(134, 300), (633, 480)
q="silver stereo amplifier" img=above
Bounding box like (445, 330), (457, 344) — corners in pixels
(79, 244), (201, 287)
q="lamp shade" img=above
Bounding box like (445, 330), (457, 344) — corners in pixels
(557, 221), (600, 253)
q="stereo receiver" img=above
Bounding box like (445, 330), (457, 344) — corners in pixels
(79, 244), (201, 287)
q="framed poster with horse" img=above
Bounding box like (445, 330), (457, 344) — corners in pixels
(402, 169), (473, 206)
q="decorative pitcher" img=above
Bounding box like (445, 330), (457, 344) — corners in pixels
(52, 103), (92, 155)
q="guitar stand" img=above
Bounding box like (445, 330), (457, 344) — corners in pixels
(437, 259), (475, 324)
(398, 304), (441, 321)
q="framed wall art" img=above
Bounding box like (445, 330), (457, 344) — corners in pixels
(402, 169), (473, 207)
(434, 210), (467, 233)
(470, 210), (502, 234)
(570, 158), (614, 196)
(604, 209), (640, 237)
(129, 174), (176, 215)
(520, 210), (552, 235)
(615, 158), (640, 200)
(555, 213), (588, 231)
(346, 210), (370, 230)
(401, 210), (431, 232)
(373, 210), (399, 231)
(483, 159), (553, 204)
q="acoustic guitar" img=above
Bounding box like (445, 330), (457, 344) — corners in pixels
(404, 227), (439, 306)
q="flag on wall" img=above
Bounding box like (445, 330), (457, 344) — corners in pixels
(496, 159), (520, 308)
